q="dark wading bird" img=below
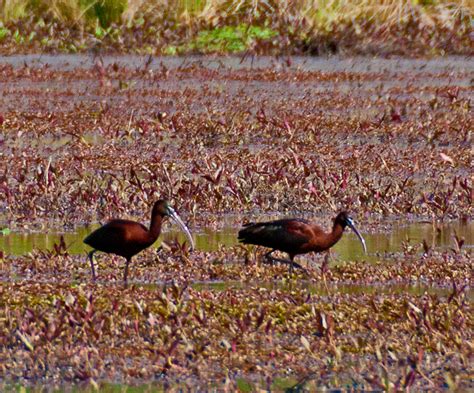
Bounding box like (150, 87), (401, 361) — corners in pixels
(84, 200), (194, 285)
(238, 211), (367, 272)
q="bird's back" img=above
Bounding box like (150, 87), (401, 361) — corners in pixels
(84, 219), (152, 258)
(238, 218), (310, 253)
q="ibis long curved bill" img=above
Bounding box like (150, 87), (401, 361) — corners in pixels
(167, 207), (195, 250)
(346, 218), (367, 254)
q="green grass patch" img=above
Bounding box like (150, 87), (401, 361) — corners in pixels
(0, 25), (10, 41)
(0, 228), (11, 236)
(178, 24), (277, 53)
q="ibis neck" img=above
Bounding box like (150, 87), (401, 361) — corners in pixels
(148, 214), (164, 240)
(326, 222), (345, 248)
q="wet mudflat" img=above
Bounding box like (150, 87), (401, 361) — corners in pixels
(0, 55), (472, 391)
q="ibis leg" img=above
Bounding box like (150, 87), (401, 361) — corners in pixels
(321, 252), (330, 275)
(88, 250), (97, 282)
(264, 250), (307, 273)
(264, 250), (276, 266)
(123, 257), (131, 287)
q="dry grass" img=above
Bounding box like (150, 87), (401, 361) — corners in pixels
(0, 1), (472, 61)
(1, 0), (472, 28)
(0, 0), (29, 20)
(127, 0), (473, 30)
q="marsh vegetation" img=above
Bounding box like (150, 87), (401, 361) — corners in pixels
(0, 48), (472, 392)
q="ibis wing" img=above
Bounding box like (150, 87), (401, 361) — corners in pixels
(84, 220), (148, 254)
(238, 219), (310, 252)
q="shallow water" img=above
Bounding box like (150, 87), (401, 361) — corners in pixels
(0, 220), (472, 262)
(192, 280), (473, 299)
(1, 54), (473, 73)
(1, 55), (471, 117)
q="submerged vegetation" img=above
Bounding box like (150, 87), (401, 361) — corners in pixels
(0, 55), (472, 389)
(1, 278), (472, 390)
(0, 0), (472, 55)
(0, 59), (471, 229)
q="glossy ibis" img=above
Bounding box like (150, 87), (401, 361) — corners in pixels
(238, 211), (367, 272)
(84, 199), (194, 285)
